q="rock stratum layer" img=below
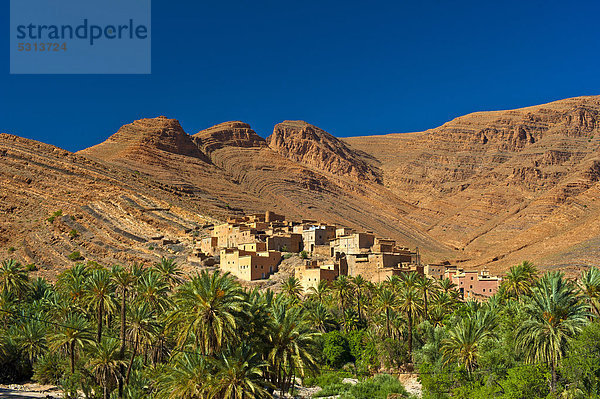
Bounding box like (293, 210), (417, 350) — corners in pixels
(2, 95), (600, 277)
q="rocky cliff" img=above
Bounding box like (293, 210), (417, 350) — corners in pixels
(267, 120), (381, 182)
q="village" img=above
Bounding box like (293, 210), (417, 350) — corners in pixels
(195, 211), (502, 301)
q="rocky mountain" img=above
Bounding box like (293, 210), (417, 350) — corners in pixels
(2, 95), (600, 277)
(267, 120), (381, 182)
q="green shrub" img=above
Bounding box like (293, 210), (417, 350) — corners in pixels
(25, 263), (37, 271)
(283, 253), (293, 260)
(33, 353), (65, 385)
(314, 382), (352, 397)
(300, 250), (309, 259)
(68, 229), (79, 238)
(7, 246), (16, 253)
(340, 374), (408, 399)
(68, 251), (82, 261)
(47, 210), (63, 223)
(323, 331), (353, 368)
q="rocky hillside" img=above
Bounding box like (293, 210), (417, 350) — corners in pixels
(2, 95), (600, 277)
(267, 120), (381, 182)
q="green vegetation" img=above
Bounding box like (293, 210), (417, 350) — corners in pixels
(7, 246), (16, 253)
(0, 258), (600, 398)
(46, 210), (63, 223)
(69, 229), (79, 238)
(300, 250), (309, 259)
(68, 251), (82, 261)
(25, 263), (37, 271)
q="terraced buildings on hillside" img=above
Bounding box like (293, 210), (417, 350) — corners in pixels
(199, 211), (502, 297)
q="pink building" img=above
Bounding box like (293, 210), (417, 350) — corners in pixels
(449, 268), (502, 301)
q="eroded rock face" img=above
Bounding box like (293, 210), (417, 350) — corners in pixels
(267, 120), (381, 183)
(80, 116), (207, 161)
(193, 121), (266, 155)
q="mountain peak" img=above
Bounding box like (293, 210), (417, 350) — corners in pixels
(267, 121), (381, 182)
(193, 121), (266, 154)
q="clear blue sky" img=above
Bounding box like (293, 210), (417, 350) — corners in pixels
(1, 0), (600, 152)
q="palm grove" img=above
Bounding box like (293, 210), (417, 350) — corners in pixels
(1, 257), (600, 399)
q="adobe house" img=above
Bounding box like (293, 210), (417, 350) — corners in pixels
(330, 232), (375, 256)
(200, 236), (219, 255)
(302, 225), (336, 253)
(424, 262), (456, 280)
(219, 247), (282, 281)
(345, 252), (414, 280)
(369, 264), (424, 283)
(371, 238), (396, 253)
(449, 268), (502, 301)
(266, 233), (303, 253)
(295, 257), (348, 292)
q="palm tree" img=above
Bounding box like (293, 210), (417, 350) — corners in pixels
(374, 287), (397, 338)
(502, 261), (538, 299)
(266, 296), (319, 395)
(437, 278), (457, 295)
(397, 285), (422, 362)
(136, 270), (171, 312)
(401, 271), (421, 289)
(167, 270), (245, 355)
(125, 302), (158, 384)
(56, 263), (89, 307)
(352, 275), (367, 322)
(516, 272), (591, 392)
(306, 303), (336, 333)
(49, 313), (93, 373)
(153, 257), (184, 288)
(0, 259), (29, 298)
(85, 269), (116, 342)
(307, 280), (330, 306)
(88, 337), (126, 399)
(416, 276), (436, 320)
(578, 266), (600, 315)
(442, 310), (497, 374)
(211, 344), (270, 399)
(332, 276), (353, 319)
(154, 352), (211, 399)
(17, 319), (47, 365)
(111, 265), (136, 354)
(282, 276), (303, 301)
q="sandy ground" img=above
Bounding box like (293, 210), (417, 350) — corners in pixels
(0, 383), (61, 399)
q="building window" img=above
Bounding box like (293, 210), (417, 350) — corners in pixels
(483, 289), (486, 292)
(470, 285), (473, 289)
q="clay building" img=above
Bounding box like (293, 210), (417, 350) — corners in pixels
(220, 247), (281, 281)
(302, 225), (336, 253)
(295, 257), (348, 292)
(449, 268), (502, 301)
(266, 233), (303, 253)
(330, 232), (375, 256)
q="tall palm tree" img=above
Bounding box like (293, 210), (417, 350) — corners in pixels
(352, 275), (367, 322)
(211, 344), (270, 399)
(153, 257), (184, 288)
(578, 266), (600, 315)
(167, 270), (245, 355)
(56, 263), (89, 308)
(416, 276), (436, 320)
(401, 271), (421, 289)
(111, 265), (136, 354)
(282, 276), (303, 301)
(374, 287), (397, 338)
(442, 310), (497, 374)
(136, 270), (171, 313)
(332, 276), (353, 319)
(266, 296), (319, 395)
(125, 302), (158, 384)
(516, 272), (591, 392)
(307, 280), (330, 306)
(0, 259), (29, 298)
(397, 285), (422, 362)
(85, 269), (116, 342)
(49, 313), (93, 373)
(306, 303), (337, 333)
(502, 261), (538, 299)
(88, 337), (126, 399)
(437, 278), (457, 295)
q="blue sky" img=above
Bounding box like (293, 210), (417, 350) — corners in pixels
(1, 0), (600, 152)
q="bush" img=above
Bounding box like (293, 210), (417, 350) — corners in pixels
(33, 353), (65, 385)
(68, 229), (79, 238)
(47, 210), (63, 223)
(323, 331), (353, 368)
(340, 374), (409, 399)
(314, 382), (352, 397)
(7, 247), (16, 253)
(25, 263), (37, 271)
(68, 251), (82, 261)
(300, 250), (309, 259)
(283, 253), (293, 259)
